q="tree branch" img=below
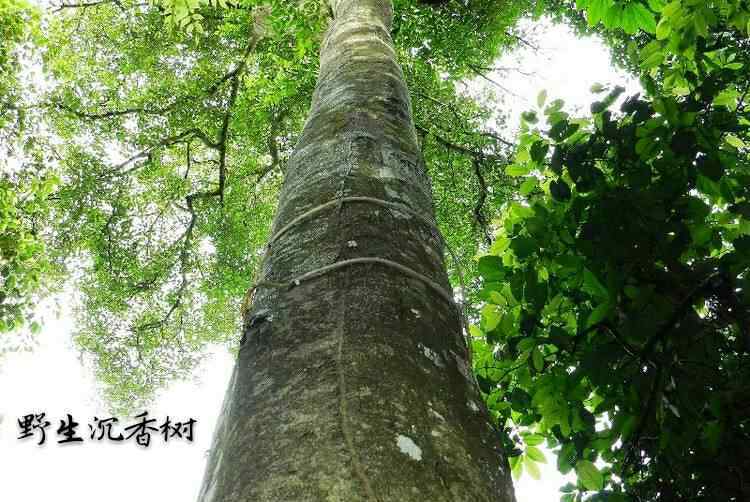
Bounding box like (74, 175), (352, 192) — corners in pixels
(640, 271), (721, 359)
(215, 72), (242, 204)
(111, 128), (216, 176)
(471, 155), (492, 245)
(51, 0), (120, 13)
(468, 64), (526, 100)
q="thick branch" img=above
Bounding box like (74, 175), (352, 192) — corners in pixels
(215, 72), (242, 203)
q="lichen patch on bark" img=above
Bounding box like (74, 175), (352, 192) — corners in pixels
(396, 434), (423, 461)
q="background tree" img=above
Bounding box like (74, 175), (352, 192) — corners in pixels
(0, 0), (59, 353)
(25, 0), (529, 408)
(474, 1), (750, 500)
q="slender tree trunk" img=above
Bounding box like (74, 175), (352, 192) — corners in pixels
(197, 0), (516, 500)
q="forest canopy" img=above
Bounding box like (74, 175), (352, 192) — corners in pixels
(1, 0), (748, 500)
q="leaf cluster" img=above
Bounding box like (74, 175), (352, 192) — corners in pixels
(474, 2), (750, 499)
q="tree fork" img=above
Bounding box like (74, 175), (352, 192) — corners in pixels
(197, 0), (516, 500)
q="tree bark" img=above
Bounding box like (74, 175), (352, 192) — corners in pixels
(197, 0), (516, 500)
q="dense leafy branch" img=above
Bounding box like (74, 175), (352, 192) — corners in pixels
(472, 0), (750, 496)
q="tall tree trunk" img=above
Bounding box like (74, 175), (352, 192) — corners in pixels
(197, 0), (516, 500)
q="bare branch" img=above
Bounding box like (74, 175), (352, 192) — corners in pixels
(470, 64), (535, 77)
(134, 188), (221, 334)
(51, 0), (118, 13)
(504, 30), (540, 51)
(468, 64), (526, 100)
(54, 102), (177, 120)
(415, 123), (506, 159)
(110, 128), (215, 176)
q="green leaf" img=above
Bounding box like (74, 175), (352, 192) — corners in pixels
(550, 179), (572, 201)
(713, 89), (739, 108)
(511, 455), (524, 480)
(537, 89), (548, 108)
(523, 433), (545, 446)
(511, 236), (537, 260)
(583, 268), (609, 300)
(561, 482), (577, 493)
(586, 302), (611, 328)
(629, 3), (657, 33)
(510, 382), (532, 407)
(524, 454), (542, 479)
(478, 255), (505, 281)
(656, 18), (671, 40)
(620, 4), (641, 34)
(476, 374), (495, 394)
(489, 291), (506, 306)
(526, 445), (547, 463)
(576, 460), (604, 491)
(522, 111), (539, 124)
(587, 0), (611, 26)
(532, 347), (544, 371)
(558, 443), (576, 474)
(469, 324), (483, 340)
(546, 99), (565, 114)
(602, 4), (623, 30)
(520, 178), (538, 196)
(725, 134), (746, 149)
(506, 164), (531, 177)
(531, 141), (550, 164)
(647, 0), (665, 11)
(490, 236), (511, 255)
(641, 45), (664, 68)
(482, 304), (501, 331)
(518, 337), (537, 352)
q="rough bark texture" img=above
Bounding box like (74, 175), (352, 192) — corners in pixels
(197, 0), (516, 500)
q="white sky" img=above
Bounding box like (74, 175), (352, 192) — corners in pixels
(462, 18), (640, 141)
(0, 16), (639, 502)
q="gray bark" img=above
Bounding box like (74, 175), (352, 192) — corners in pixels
(197, 0), (516, 500)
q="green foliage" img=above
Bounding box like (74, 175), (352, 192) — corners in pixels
(471, 1), (750, 498)
(0, 0), (56, 351)
(393, 0), (534, 77)
(474, 18), (750, 501)
(0, 0), (40, 131)
(37, 0), (321, 411)
(21, 0), (530, 411)
(0, 169), (58, 335)
(576, 0), (658, 34)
